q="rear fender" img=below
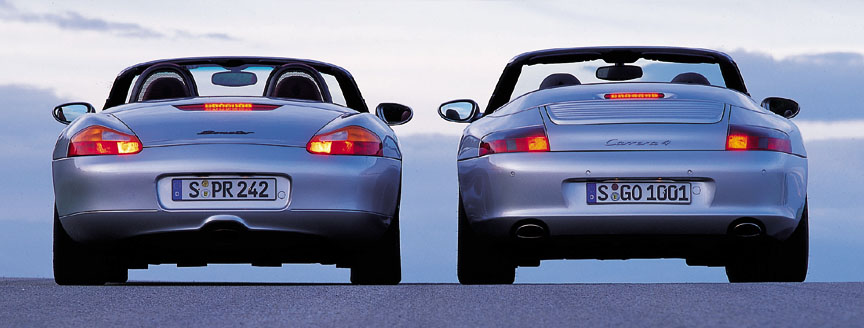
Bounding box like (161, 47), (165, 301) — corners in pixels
(313, 112), (403, 160)
(730, 106), (806, 157)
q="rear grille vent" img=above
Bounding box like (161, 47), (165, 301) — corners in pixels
(546, 100), (725, 125)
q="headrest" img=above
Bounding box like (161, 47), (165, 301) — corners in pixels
(671, 72), (710, 85)
(539, 73), (581, 90)
(264, 63), (332, 102)
(131, 63), (197, 102)
(445, 109), (462, 120)
(141, 77), (189, 101)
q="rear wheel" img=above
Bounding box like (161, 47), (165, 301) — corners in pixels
(726, 203), (809, 283)
(457, 197), (515, 284)
(105, 264), (129, 284)
(54, 207), (127, 285)
(350, 203), (402, 285)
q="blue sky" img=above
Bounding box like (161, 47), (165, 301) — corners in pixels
(1, 1), (863, 282)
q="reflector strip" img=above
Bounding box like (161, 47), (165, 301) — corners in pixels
(174, 103), (281, 111)
(604, 93), (665, 100)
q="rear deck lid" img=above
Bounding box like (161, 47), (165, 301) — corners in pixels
(110, 99), (346, 147)
(543, 99), (729, 151)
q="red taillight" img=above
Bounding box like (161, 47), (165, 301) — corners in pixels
(174, 103), (280, 111)
(68, 125), (142, 156)
(306, 126), (382, 156)
(726, 124), (792, 153)
(479, 125), (550, 156)
(604, 92), (665, 100)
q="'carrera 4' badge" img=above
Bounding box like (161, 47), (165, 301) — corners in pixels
(198, 130), (255, 135)
(605, 139), (671, 146)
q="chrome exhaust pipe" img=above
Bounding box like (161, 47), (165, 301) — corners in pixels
(732, 222), (762, 238)
(514, 223), (546, 239)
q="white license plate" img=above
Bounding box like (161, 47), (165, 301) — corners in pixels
(587, 182), (691, 204)
(171, 178), (277, 201)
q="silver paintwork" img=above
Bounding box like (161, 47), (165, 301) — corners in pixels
(53, 96), (403, 246)
(457, 83), (808, 242)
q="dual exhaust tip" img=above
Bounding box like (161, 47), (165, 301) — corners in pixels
(513, 219), (763, 239)
(731, 221), (763, 238)
(514, 223), (547, 239)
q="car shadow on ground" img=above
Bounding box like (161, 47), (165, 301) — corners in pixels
(119, 281), (357, 286)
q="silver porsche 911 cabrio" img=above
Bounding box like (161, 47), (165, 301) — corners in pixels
(439, 47), (808, 284)
(51, 57), (412, 285)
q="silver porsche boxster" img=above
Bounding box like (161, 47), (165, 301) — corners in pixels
(51, 57), (412, 285)
(439, 47), (808, 284)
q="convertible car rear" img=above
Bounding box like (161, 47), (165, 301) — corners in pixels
(51, 57), (412, 285)
(440, 47), (808, 284)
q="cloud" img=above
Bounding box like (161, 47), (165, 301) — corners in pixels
(173, 30), (235, 41)
(797, 120), (864, 141)
(0, 85), (67, 224)
(731, 51), (864, 121)
(0, 3), (234, 40)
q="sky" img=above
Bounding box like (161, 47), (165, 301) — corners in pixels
(1, 0), (863, 283)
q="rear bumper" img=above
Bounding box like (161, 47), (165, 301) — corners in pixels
(60, 209), (390, 244)
(458, 150), (807, 240)
(53, 143), (401, 244)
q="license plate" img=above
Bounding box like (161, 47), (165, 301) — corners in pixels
(587, 182), (691, 204)
(171, 178), (277, 201)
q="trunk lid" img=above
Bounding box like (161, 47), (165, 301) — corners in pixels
(543, 99), (729, 151)
(110, 99), (348, 147)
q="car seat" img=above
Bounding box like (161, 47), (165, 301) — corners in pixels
(539, 73), (581, 90)
(671, 72), (710, 85)
(264, 63), (332, 102)
(132, 64), (197, 102)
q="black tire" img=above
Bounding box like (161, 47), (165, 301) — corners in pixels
(54, 207), (105, 285)
(350, 202), (402, 285)
(457, 197), (515, 284)
(726, 203), (809, 283)
(54, 206), (127, 285)
(105, 264), (129, 284)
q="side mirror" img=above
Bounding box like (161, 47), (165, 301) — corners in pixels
(438, 99), (479, 123)
(376, 103), (413, 126)
(53, 102), (95, 125)
(761, 97), (800, 119)
(596, 64), (643, 81)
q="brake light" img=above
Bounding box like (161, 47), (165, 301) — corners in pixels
(68, 125), (142, 156)
(604, 93), (665, 100)
(726, 124), (792, 153)
(306, 126), (382, 156)
(479, 125), (550, 156)
(174, 103), (280, 111)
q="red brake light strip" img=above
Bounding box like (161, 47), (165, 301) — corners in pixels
(174, 103), (281, 111)
(604, 93), (665, 100)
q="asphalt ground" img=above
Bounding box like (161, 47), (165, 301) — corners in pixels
(1, 279), (862, 327)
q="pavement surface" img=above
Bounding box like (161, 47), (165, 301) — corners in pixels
(1, 279), (862, 327)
